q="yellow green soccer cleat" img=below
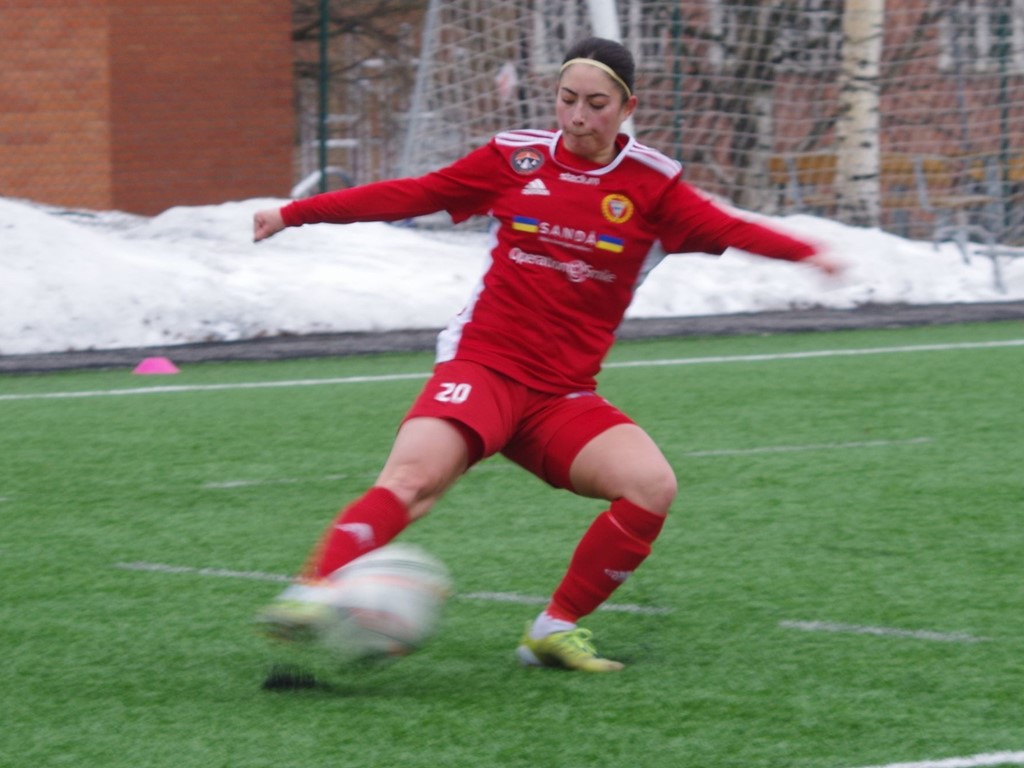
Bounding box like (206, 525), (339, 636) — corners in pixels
(254, 583), (336, 644)
(516, 624), (625, 672)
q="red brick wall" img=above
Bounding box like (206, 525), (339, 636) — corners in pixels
(0, 0), (293, 214)
(107, 0), (293, 214)
(0, 1), (114, 210)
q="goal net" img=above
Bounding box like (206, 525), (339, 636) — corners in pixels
(339, 0), (1024, 251)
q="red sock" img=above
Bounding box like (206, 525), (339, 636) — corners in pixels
(303, 487), (410, 579)
(546, 498), (666, 623)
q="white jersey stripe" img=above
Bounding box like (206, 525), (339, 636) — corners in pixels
(495, 129), (555, 147)
(435, 225), (498, 361)
(494, 129), (680, 179)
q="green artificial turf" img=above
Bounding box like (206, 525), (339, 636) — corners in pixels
(2, 321), (1022, 768)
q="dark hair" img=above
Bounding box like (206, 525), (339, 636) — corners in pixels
(561, 37), (636, 98)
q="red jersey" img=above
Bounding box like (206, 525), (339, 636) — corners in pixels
(281, 129), (817, 393)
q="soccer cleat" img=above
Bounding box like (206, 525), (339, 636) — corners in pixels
(254, 582), (336, 644)
(516, 624), (625, 672)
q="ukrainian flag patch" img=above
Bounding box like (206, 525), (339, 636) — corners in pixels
(596, 234), (625, 253)
(512, 215), (540, 233)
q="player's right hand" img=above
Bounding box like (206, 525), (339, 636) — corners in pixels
(253, 208), (286, 242)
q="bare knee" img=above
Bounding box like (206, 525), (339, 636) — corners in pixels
(569, 424), (679, 514)
(375, 462), (454, 521)
(373, 417), (470, 520)
(623, 464), (677, 516)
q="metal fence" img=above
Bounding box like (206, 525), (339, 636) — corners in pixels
(308, 0), (1024, 265)
(4, 0), (1023, 266)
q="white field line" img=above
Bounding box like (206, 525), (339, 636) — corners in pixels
(849, 752), (1024, 768)
(453, 590), (670, 615)
(201, 462), (519, 490)
(682, 436), (931, 457)
(0, 371), (430, 402)
(201, 437), (932, 489)
(604, 338), (1024, 370)
(202, 473), (352, 489)
(780, 620), (990, 644)
(112, 561), (671, 615)
(2, 338), (1023, 402)
(115, 561), (293, 583)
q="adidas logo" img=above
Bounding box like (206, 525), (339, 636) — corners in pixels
(521, 178), (550, 196)
(604, 569), (633, 584)
(335, 522), (375, 548)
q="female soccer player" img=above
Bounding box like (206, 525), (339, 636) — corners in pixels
(253, 37), (840, 671)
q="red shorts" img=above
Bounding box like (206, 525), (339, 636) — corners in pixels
(402, 360), (634, 490)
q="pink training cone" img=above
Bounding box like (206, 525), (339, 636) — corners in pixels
(133, 357), (180, 375)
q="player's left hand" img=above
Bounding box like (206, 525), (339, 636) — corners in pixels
(803, 251), (845, 276)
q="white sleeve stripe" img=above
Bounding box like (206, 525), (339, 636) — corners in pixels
(626, 142), (682, 178)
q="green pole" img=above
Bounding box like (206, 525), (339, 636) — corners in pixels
(318, 0), (329, 194)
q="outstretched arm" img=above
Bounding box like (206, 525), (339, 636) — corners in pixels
(660, 182), (845, 275)
(251, 143), (503, 242)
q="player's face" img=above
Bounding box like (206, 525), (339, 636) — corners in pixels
(556, 63), (636, 165)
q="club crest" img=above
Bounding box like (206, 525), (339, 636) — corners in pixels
(601, 193), (634, 224)
(510, 147), (545, 174)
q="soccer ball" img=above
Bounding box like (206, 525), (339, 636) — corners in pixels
(310, 544), (452, 662)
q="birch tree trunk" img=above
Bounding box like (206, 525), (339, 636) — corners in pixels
(836, 0), (884, 227)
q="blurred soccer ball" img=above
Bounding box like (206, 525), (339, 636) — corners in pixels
(312, 544), (452, 662)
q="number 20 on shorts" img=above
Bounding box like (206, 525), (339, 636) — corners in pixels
(435, 382), (472, 404)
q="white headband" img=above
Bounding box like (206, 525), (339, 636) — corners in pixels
(559, 57), (632, 98)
